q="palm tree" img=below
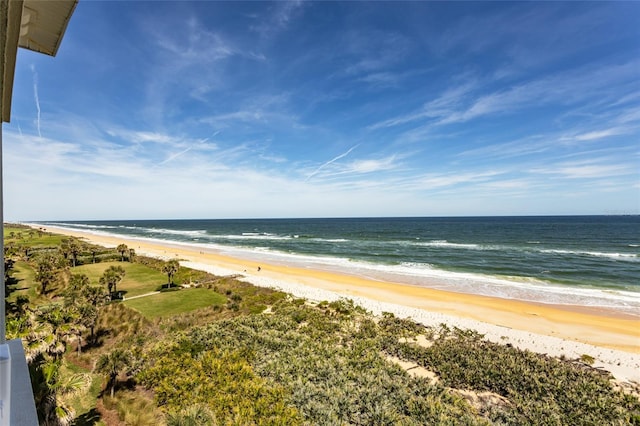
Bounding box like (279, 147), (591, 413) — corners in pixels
(6, 312), (64, 362)
(63, 274), (90, 303)
(72, 304), (96, 355)
(63, 274), (109, 347)
(38, 305), (76, 357)
(68, 239), (83, 267)
(82, 284), (110, 308)
(4, 256), (15, 279)
(95, 348), (132, 398)
(59, 239), (71, 262)
(116, 244), (129, 261)
(80, 286), (109, 343)
(31, 358), (89, 426)
(99, 265), (126, 297)
(162, 259), (180, 288)
(35, 252), (65, 294)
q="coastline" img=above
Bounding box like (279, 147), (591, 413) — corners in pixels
(36, 224), (640, 382)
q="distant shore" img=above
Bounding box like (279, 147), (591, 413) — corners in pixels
(35, 224), (640, 382)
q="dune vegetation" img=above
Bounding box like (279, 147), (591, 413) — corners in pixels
(3, 224), (639, 425)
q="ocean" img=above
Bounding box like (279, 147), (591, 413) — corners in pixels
(39, 216), (640, 315)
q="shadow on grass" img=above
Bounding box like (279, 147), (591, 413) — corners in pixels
(88, 329), (111, 350)
(155, 284), (183, 292)
(109, 290), (128, 301)
(5, 276), (20, 286)
(73, 408), (101, 426)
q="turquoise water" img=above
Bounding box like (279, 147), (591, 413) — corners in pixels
(40, 216), (640, 314)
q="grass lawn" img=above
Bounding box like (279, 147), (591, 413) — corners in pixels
(124, 288), (226, 319)
(73, 262), (166, 297)
(5, 260), (50, 304)
(4, 226), (66, 248)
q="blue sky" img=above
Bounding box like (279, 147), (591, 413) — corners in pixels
(4, 1), (639, 220)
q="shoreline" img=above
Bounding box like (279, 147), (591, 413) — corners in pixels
(34, 224), (640, 382)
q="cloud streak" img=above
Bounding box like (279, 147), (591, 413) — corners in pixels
(157, 146), (193, 166)
(30, 64), (42, 137)
(306, 144), (359, 182)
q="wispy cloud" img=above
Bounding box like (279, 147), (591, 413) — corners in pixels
(570, 127), (630, 141)
(107, 129), (183, 145)
(306, 144), (359, 182)
(432, 3), (619, 73)
(251, 0), (304, 39)
(416, 170), (504, 190)
(329, 30), (413, 88)
(199, 94), (301, 136)
(369, 80), (477, 130)
(152, 17), (235, 64)
(357, 72), (402, 89)
(457, 135), (552, 160)
(370, 59), (639, 133)
(157, 146), (193, 166)
(141, 13), (267, 125)
(30, 64), (42, 137)
(447, 60), (639, 125)
(346, 156), (398, 174)
(531, 158), (637, 179)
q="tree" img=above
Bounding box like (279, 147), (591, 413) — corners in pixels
(72, 304), (96, 355)
(82, 284), (110, 308)
(31, 358), (89, 426)
(95, 348), (132, 398)
(7, 311), (64, 362)
(116, 244), (129, 262)
(38, 305), (76, 358)
(63, 274), (90, 303)
(128, 248), (136, 262)
(63, 274), (106, 353)
(4, 256), (15, 279)
(67, 239), (83, 267)
(162, 259), (180, 288)
(80, 285), (110, 343)
(99, 265), (126, 298)
(90, 247), (98, 264)
(35, 252), (66, 294)
(60, 239), (72, 262)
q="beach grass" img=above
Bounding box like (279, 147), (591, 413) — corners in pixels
(73, 261), (166, 297)
(123, 288), (227, 318)
(102, 390), (164, 426)
(59, 362), (104, 426)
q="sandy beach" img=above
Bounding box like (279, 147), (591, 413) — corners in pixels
(38, 224), (640, 382)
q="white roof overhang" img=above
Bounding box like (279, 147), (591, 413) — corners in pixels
(1, 0), (77, 122)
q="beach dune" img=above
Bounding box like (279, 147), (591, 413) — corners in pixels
(38, 225), (640, 382)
